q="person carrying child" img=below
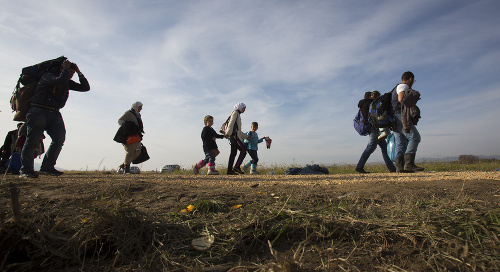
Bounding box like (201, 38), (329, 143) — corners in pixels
(193, 115), (225, 175)
(242, 122), (268, 174)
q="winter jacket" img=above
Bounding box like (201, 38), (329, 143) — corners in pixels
(31, 68), (90, 110)
(201, 126), (224, 152)
(225, 110), (250, 141)
(358, 98), (373, 122)
(401, 89), (421, 133)
(114, 110), (144, 144)
(244, 131), (264, 150)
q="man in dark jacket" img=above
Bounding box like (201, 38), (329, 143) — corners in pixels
(20, 59), (90, 178)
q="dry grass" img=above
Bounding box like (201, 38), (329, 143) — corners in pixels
(1, 163), (500, 271)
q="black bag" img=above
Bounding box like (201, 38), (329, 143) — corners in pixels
(132, 144), (150, 164)
(10, 56), (67, 121)
(368, 86), (397, 129)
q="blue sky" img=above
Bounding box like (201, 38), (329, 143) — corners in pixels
(1, 0), (499, 171)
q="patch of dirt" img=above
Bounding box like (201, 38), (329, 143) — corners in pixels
(1, 171), (499, 271)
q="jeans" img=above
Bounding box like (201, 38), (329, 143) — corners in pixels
(21, 107), (66, 173)
(393, 113), (421, 157)
(356, 127), (396, 171)
(203, 149), (216, 164)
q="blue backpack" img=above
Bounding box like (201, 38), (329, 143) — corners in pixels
(353, 109), (371, 136)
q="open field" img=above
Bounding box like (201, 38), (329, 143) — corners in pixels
(1, 166), (500, 271)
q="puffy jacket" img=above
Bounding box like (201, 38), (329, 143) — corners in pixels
(401, 89), (421, 132)
(31, 68), (90, 110)
(225, 110), (250, 141)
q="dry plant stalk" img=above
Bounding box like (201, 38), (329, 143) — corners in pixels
(9, 182), (21, 221)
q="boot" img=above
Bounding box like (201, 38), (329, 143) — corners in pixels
(193, 160), (206, 174)
(404, 153), (424, 172)
(243, 161), (251, 173)
(207, 162), (219, 175)
(124, 164), (131, 174)
(250, 163), (259, 174)
(395, 156), (414, 173)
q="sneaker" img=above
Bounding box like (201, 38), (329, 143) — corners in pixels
(193, 164), (200, 175)
(226, 170), (237, 175)
(378, 132), (389, 140)
(207, 169), (220, 175)
(355, 168), (370, 174)
(250, 170), (260, 174)
(19, 172), (39, 178)
(233, 167), (244, 174)
(39, 168), (64, 176)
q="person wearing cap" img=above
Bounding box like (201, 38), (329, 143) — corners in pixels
(224, 102), (251, 175)
(115, 102), (144, 174)
(20, 59), (90, 178)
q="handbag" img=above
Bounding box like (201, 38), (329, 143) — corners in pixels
(126, 134), (141, 144)
(132, 144), (150, 164)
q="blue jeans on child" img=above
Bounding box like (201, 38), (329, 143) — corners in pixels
(356, 127), (396, 171)
(393, 113), (421, 158)
(203, 150), (216, 164)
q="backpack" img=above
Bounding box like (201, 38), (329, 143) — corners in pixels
(10, 56), (67, 121)
(368, 86), (397, 129)
(220, 111), (238, 135)
(353, 109), (371, 136)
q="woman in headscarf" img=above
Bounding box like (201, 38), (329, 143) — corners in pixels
(115, 101), (144, 173)
(224, 102), (250, 175)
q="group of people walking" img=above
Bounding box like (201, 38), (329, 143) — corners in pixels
(114, 101), (269, 175)
(5, 56), (421, 177)
(356, 71), (423, 173)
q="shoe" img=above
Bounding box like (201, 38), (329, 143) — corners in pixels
(243, 162), (251, 173)
(395, 156), (414, 173)
(250, 169), (260, 174)
(355, 168), (370, 174)
(404, 153), (424, 172)
(19, 172), (39, 178)
(193, 164), (200, 174)
(39, 168), (64, 176)
(207, 169), (220, 175)
(226, 170), (237, 175)
(233, 167), (244, 174)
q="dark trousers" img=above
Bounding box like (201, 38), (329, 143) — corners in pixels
(247, 149), (259, 165)
(21, 107), (65, 173)
(228, 137), (246, 170)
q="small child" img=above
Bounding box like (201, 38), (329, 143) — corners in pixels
(193, 115), (225, 175)
(371, 90), (390, 140)
(242, 122), (267, 174)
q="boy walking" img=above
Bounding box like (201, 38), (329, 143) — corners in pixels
(243, 122), (267, 174)
(193, 115), (225, 175)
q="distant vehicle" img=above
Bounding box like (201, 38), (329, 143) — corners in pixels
(161, 164), (180, 173)
(117, 166), (141, 174)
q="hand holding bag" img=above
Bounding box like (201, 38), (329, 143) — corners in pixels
(132, 144), (150, 164)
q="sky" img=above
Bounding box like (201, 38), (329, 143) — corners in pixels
(1, 0), (500, 171)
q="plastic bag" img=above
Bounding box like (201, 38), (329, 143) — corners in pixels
(386, 132), (395, 162)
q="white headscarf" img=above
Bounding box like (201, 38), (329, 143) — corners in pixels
(234, 102), (246, 112)
(131, 101), (143, 113)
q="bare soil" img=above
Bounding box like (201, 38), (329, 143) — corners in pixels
(1, 171), (500, 271)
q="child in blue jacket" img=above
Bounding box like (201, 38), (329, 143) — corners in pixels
(243, 122), (267, 174)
